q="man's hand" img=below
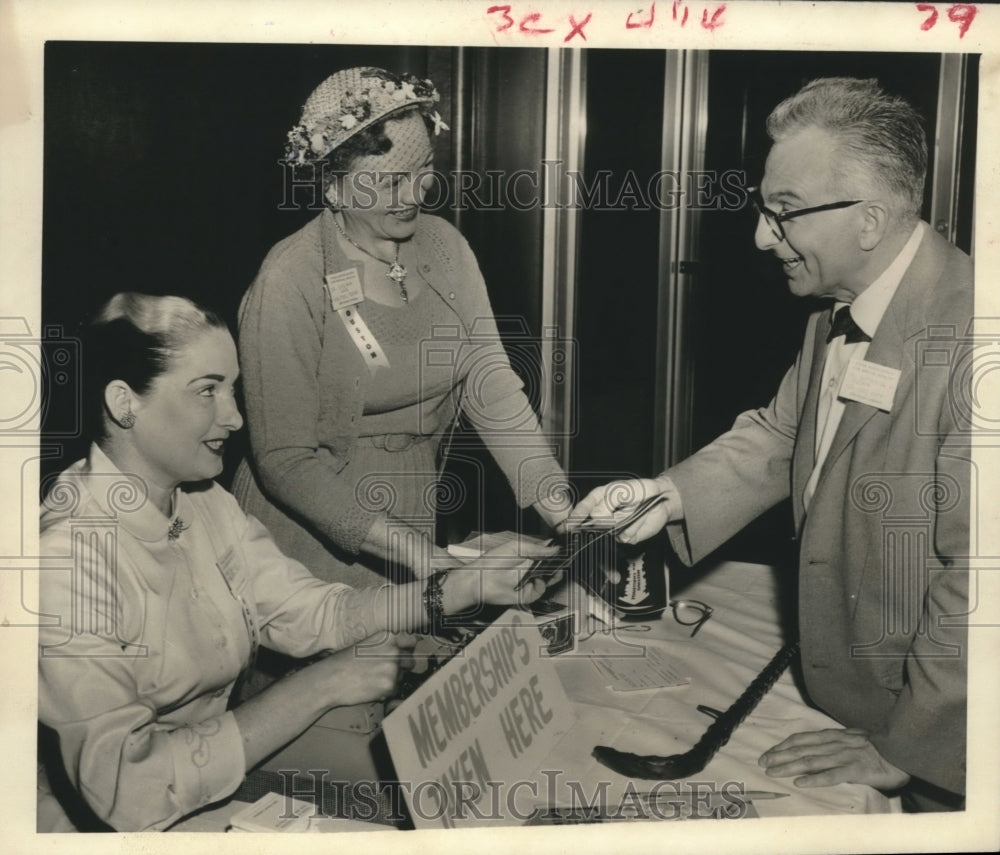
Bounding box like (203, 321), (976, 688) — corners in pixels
(758, 728), (911, 790)
(561, 476), (682, 544)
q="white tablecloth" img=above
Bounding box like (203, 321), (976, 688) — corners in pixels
(169, 559), (894, 830)
(533, 560), (896, 818)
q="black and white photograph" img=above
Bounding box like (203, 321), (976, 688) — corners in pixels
(2, 1), (999, 852)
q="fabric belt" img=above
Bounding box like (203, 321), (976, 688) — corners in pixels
(358, 433), (434, 452)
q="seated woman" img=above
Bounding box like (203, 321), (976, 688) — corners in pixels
(37, 292), (556, 832)
(234, 66), (570, 591)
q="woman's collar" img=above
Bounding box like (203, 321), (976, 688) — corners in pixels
(86, 443), (188, 544)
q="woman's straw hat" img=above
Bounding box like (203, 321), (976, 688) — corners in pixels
(285, 66), (448, 165)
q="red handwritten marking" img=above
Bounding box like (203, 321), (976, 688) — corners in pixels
(916, 3), (977, 37)
(519, 11), (556, 34)
(626, 3), (655, 28)
(946, 4), (977, 37)
(487, 5), (515, 31)
(916, 3), (939, 29)
(701, 4), (725, 29)
(488, 1), (726, 38)
(565, 12), (592, 41)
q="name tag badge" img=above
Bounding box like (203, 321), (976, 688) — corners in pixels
(839, 359), (900, 412)
(324, 268), (365, 311)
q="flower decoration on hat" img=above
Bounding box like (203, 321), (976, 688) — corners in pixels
(285, 67), (450, 166)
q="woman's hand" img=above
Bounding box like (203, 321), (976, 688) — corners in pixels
(443, 538), (560, 612)
(232, 632), (413, 769)
(561, 476), (682, 544)
(307, 633), (403, 707)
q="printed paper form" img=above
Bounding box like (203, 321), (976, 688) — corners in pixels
(590, 643), (691, 691)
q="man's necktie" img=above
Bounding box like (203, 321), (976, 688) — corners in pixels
(827, 305), (872, 344)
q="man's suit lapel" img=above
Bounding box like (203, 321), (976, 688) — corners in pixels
(810, 227), (943, 499)
(792, 310), (831, 532)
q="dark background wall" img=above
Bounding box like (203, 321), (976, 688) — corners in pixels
(41, 42), (552, 541)
(42, 42), (448, 482)
(43, 43), (440, 324)
(571, 48), (667, 485)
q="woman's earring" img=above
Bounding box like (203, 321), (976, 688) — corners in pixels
(119, 410), (136, 429)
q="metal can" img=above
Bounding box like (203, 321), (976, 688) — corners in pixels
(569, 529), (668, 620)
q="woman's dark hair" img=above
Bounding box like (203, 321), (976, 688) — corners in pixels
(328, 119), (395, 171)
(80, 292), (227, 442)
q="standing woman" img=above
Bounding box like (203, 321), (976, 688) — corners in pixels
(233, 67), (569, 590)
(37, 293), (555, 832)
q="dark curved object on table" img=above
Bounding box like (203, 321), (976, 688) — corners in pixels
(592, 640), (800, 780)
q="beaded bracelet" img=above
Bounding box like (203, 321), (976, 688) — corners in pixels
(423, 569), (450, 631)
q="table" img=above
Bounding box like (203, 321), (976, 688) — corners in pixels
(168, 800), (254, 832)
(530, 559), (896, 819)
(169, 559), (895, 831)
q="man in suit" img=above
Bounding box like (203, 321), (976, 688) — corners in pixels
(567, 77), (972, 812)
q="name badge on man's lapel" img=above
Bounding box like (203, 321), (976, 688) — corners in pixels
(838, 359), (900, 412)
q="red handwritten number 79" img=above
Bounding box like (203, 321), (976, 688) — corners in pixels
(917, 3), (977, 38)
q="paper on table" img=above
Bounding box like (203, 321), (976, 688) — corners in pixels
(590, 643), (690, 691)
(228, 792), (397, 833)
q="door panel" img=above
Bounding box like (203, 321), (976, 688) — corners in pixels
(571, 49), (667, 483)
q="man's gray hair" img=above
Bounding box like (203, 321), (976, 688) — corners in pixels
(766, 77), (927, 221)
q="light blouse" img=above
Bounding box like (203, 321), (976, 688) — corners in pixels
(38, 444), (379, 831)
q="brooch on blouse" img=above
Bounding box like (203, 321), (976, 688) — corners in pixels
(167, 517), (187, 541)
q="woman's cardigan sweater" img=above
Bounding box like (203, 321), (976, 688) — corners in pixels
(236, 209), (565, 554)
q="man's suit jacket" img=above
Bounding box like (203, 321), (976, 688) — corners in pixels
(666, 225), (972, 800)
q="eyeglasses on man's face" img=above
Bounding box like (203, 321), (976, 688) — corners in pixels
(747, 186), (864, 243)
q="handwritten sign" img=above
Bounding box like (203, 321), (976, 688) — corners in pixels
(382, 610), (575, 828)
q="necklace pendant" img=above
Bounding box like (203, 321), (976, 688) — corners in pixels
(386, 261), (408, 286)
